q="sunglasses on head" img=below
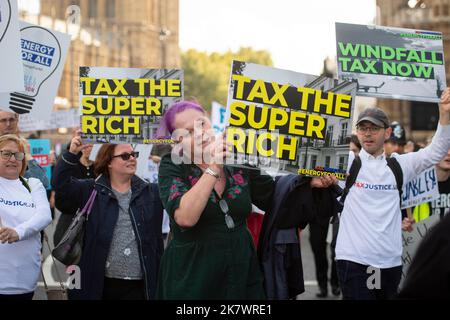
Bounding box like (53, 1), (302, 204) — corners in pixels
(112, 151), (139, 161)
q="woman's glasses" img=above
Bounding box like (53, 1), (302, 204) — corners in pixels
(219, 199), (235, 229)
(112, 151), (139, 161)
(0, 150), (25, 161)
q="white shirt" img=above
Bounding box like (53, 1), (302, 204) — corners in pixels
(336, 123), (450, 268)
(0, 177), (52, 294)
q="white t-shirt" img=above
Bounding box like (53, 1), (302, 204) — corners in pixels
(336, 124), (450, 268)
(0, 177), (52, 294)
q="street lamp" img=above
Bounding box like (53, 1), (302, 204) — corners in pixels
(408, 0), (419, 8)
(65, 4), (81, 110)
(408, 0), (426, 9)
(159, 27), (171, 68)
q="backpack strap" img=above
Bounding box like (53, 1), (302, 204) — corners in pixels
(19, 176), (31, 193)
(339, 155), (361, 207)
(386, 156), (404, 213)
(330, 155), (361, 223)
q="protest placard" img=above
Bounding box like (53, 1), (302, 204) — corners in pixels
(28, 138), (52, 188)
(401, 213), (440, 286)
(0, 21), (70, 120)
(88, 144), (101, 162)
(79, 67), (183, 144)
(430, 179), (450, 217)
(336, 22), (446, 103)
(133, 144), (152, 178)
(141, 158), (159, 183)
(401, 167), (439, 209)
(211, 101), (226, 133)
(225, 61), (357, 179)
(0, 0), (24, 93)
(19, 108), (79, 132)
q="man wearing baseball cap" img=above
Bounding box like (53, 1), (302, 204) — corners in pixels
(335, 88), (450, 300)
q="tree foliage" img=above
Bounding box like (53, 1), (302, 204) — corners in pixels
(181, 47), (273, 112)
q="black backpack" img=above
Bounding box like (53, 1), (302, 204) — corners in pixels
(337, 154), (404, 212)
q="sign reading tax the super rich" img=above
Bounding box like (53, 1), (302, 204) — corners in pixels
(80, 67), (183, 144)
(225, 61), (356, 179)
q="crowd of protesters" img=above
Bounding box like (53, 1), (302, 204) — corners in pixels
(0, 88), (450, 300)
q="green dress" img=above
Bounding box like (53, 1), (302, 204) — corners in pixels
(156, 154), (274, 299)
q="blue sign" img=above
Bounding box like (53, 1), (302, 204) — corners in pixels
(28, 139), (51, 189)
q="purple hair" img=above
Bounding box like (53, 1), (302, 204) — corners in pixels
(157, 101), (206, 138)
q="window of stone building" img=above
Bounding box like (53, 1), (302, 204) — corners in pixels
(106, 0), (116, 18)
(57, 4), (64, 19)
(443, 4), (449, 16)
(325, 156), (331, 168)
(433, 5), (439, 16)
(88, 0), (98, 18)
(326, 125), (334, 146)
(410, 101), (439, 131)
(338, 156), (346, 171)
(107, 32), (114, 46)
(341, 122), (348, 136)
(310, 155), (317, 169)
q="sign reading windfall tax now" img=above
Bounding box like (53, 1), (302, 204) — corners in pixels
(336, 22), (446, 103)
(80, 67), (183, 144)
(225, 61), (356, 180)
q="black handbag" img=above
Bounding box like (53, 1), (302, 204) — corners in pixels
(52, 189), (97, 266)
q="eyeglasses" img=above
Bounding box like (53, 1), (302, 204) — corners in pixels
(356, 126), (383, 134)
(112, 151), (139, 161)
(218, 199), (235, 229)
(0, 150), (25, 161)
(0, 117), (17, 125)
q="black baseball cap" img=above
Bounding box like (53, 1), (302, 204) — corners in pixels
(356, 107), (390, 128)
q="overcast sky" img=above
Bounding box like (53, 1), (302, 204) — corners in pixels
(180, 0), (377, 75)
(18, 0), (377, 75)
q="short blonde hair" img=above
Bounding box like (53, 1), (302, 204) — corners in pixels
(0, 134), (27, 176)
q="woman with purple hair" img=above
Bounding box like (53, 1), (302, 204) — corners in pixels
(156, 101), (335, 299)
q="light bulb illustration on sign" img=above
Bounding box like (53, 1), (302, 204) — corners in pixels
(0, 21), (70, 121)
(0, 0), (12, 43)
(0, 0), (25, 94)
(9, 25), (62, 114)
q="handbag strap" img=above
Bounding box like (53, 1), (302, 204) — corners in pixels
(41, 232), (66, 292)
(83, 189), (98, 217)
(40, 262), (49, 291)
